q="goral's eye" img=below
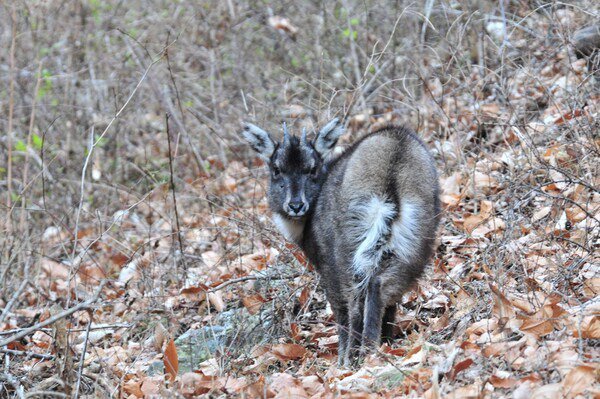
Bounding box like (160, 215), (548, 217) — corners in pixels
(272, 166), (281, 177)
(310, 166), (319, 176)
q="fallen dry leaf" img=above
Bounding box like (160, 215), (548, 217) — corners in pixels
(447, 383), (481, 398)
(122, 379), (144, 397)
(532, 206), (552, 222)
(270, 343), (307, 361)
(561, 365), (596, 398)
(241, 293), (268, 315)
(582, 278), (600, 298)
(268, 15), (298, 37)
(490, 284), (516, 319)
(164, 338), (179, 381)
(140, 378), (161, 397)
(269, 372), (301, 395)
(553, 109), (583, 124)
(402, 345), (426, 366)
(298, 286), (311, 307)
(489, 374), (518, 388)
(448, 358), (474, 380)
(179, 372), (214, 396)
(154, 322), (168, 352)
(519, 315), (554, 338)
(440, 172), (463, 207)
(239, 251), (270, 271)
(290, 323), (302, 342)
(207, 291), (225, 312)
(571, 316), (600, 339)
(532, 383), (563, 399)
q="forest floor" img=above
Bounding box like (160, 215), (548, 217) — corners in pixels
(0, 1), (598, 398)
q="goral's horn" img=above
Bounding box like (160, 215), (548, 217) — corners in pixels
(301, 127), (308, 145)
(283, 122), (290, 146)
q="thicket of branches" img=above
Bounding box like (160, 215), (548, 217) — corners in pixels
(0, 1), (598, 397)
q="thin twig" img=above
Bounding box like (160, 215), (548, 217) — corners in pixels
(5, 6), (17, 233)
(0, 323), (131, 336)
(40, 117), (60, 211)
(164, 31), (185, 158)
(0, 372), (25, 399)
(25, 392), (67, 398)
(70, 52), (162, 265)
(0, 348), (55, 361)
(341, 0), (367, 114)
(18, 61), (43, 230)
(0, 282), (105, 348)
(421, 0), (435, 48)
(73, 309), (92, 399)
(122, 33), (206, 172)
(207, 273), (302, 293)
(0, 259), (30, 324)
(69, 126), (94, 298)
(341, 6), (407, 122)
(165, 113), (186, 275)
(67, 48), (162, 305)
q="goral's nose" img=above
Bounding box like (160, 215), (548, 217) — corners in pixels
(288, 201), (305, 213)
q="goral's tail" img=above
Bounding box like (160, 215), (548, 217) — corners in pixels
(349, 196), (396, 293)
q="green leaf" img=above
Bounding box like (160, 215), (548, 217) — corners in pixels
(37, 69), (53, 99)
(127, 28), (139, 38)
(15, 140), (27, 152)
(94, 134), (107, 147)
(32, 134), (43, 150)
(342, 28), (357, 40)
(350, 17), (359, 26)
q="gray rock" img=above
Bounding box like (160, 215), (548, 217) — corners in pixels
(175, 325), (226, 373)
(146, 359), (165, 376)
(175, 308), (264, 373)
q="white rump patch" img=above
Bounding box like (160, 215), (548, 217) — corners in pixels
(350, 198), (424, 291)
(273, 213), (305, 243)
(389, 200), (423, 261)
(350, 197), (396, 290)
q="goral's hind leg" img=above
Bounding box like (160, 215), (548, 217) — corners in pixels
(344, 293), (364, 367)
(381, 305), (396, 343)
(335, 306), (349, 366)
(361, 276), (384, 354)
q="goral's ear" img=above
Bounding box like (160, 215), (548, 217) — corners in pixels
(242, 123), (276, 160)
(315, 118), (344, 157)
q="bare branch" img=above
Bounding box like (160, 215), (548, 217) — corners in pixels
(0, 282), (105, 348)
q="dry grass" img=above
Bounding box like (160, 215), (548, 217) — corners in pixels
(0, 1), (598, 397)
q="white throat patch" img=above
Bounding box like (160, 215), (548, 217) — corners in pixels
(273, 213), (305, 243)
